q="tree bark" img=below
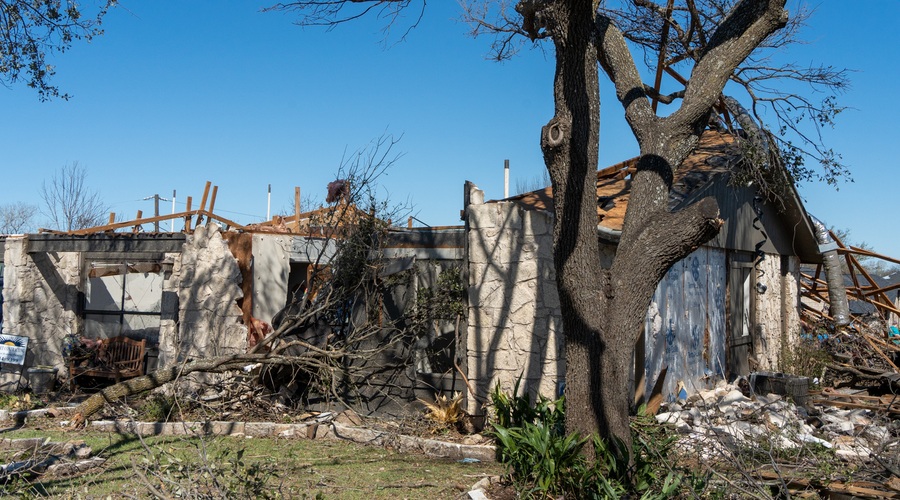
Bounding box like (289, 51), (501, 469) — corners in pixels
(70, 354), (298, 427)
(539, 0), (607, 448)
(536, 0), (789, 457)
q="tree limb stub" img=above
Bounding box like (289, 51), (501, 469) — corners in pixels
(542, 118), (568, 148)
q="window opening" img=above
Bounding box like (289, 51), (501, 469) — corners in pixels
(84, 261), (162, 342)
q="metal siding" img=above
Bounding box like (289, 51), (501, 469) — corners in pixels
(707, 249), (727, 380)
(686, 180), (808, 259)
(644, 247), (728, 401)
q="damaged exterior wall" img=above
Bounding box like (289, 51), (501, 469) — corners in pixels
(1, 225), (247, 389)
(465, 173), (809, 406)
(252, 234), (291, 325)
(1, 236), (81, 387)
(644, 247), (727, 401)
(165, 224), (246, 366)
(465, 183), (564, 409)
(752, 253), (801, 371)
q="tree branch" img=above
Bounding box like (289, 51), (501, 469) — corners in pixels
(670, 0), (787, 129)
(595, 14), (657, 141)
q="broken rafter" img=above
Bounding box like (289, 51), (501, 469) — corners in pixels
(831, 231), (895, 310)
(68, 211), (201, 235)
(195, 181), (211, 227)
(754, 469), (900, 498)
(846, 245), (900, 266)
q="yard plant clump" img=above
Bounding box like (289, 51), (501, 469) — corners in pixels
(488, 380), (699, 499)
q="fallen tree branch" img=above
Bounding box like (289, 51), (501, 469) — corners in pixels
(70, 353), (301, 427)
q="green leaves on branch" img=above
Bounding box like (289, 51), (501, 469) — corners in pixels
(1, 0), (114, 100)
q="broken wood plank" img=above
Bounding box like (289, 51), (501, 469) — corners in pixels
(208, 185), (219, 216)
(295, 187), (301, 232)
(862, 333), (900, 372)
(848, 246), (900, 266)
(195, 181), (211, 226)
(68, 211), (197, 235)
(203, 211), (244, 231)
(833, 232), (896, 314)
(755, 470), (900, 498)
(132, 210), (143, 233)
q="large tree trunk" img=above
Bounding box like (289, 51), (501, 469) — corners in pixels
(539, 0), (608, 448)
(542, 0), (785, 456)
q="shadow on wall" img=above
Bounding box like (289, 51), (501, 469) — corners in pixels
(466, 184), (564, 409)
(174, 225), (245, 362)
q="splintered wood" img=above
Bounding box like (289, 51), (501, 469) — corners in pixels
(37, 180), (375, 236)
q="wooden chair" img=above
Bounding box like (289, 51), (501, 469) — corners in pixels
(69, 336), (146, 389)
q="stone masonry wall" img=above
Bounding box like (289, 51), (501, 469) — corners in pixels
(161, 224), (246, 368)
(465, 184), (563, 411)
(1, 236), (81, 388)
(752, 253), (801, 371)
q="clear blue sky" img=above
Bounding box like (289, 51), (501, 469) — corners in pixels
(2, 1), (898, 259)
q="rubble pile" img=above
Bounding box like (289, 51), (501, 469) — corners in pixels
(0, 437), (104, 480)
(655, 381), (895, 463)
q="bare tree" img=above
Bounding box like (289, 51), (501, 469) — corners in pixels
(0, 1), (113, 100)
(265, 0), (850, 457)
(40, 162), (109, 232)
(0, 201), (37, 234)
(514, 169), (551, 196)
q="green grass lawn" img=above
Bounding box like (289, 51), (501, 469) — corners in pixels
(1, 426), (505, 499)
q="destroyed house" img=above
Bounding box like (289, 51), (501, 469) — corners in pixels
(0, 197), (467, 414)
(463, 130), (824, 405)
(0, 132), (840, 415)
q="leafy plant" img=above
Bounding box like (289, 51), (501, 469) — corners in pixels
(489, 381), (696, 499)
(493, 420), (587, 497)
(0, 392), (46, 411)
(139, 393), (178, 422)
(491, 376), (564, 433)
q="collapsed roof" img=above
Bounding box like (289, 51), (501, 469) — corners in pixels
(493, 130), (822, 263)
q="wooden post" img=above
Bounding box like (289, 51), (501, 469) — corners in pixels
(184, 196), (193, 233)
(133, 211), (143, 233)
(294, 187), (301, 233)
(209, 185), (219, 218)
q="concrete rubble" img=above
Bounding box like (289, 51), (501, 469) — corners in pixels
(654, 380), (894, 462)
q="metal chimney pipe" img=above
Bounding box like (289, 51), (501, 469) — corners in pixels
(504, 159), (510, 198)
(171, 190), (176, 232)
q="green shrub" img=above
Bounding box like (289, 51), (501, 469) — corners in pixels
(489, 381), (697, 499)
(492, 418), (587, 497)
(139, 393), (178, 422)
(490, 376), (564, 432)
